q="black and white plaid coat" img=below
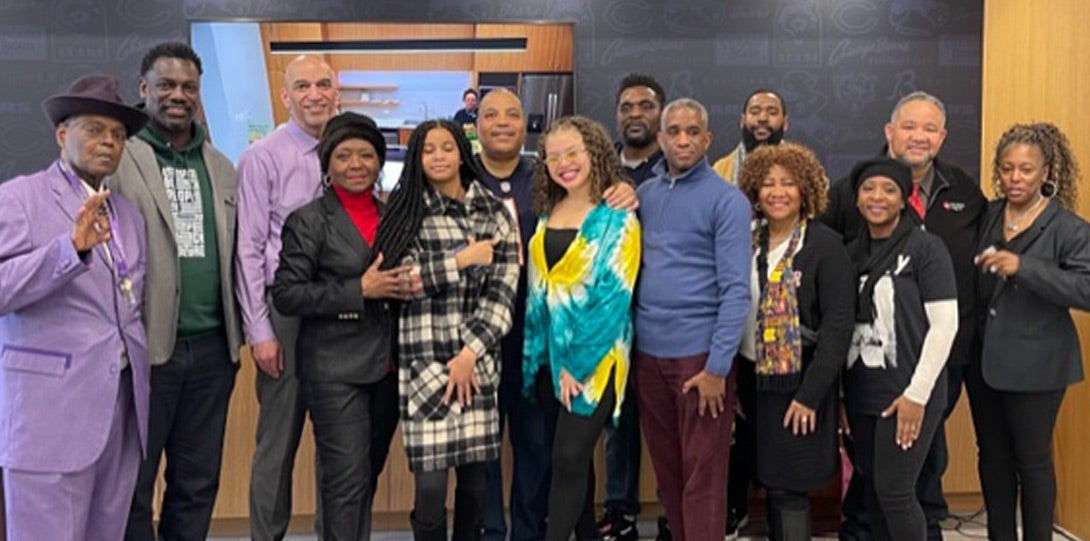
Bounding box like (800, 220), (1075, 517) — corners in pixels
(398, 179), (519, 472)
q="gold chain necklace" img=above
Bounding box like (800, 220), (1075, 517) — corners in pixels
(1004, 196), (1046, 232)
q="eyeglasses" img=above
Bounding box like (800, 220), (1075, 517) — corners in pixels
(543, 148), (587, 167)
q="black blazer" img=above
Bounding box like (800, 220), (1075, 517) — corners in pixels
(975, 199), (1090, 391)
(272, 190), (392, 384)
(769, 221), (856, 408)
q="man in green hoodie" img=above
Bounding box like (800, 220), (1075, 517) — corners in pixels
(112, 42), (242, 541)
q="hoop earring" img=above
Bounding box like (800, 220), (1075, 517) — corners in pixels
(1041, 179), (1058, 198)
(322, 174), (331, 188)
(753, 202), (761, 212)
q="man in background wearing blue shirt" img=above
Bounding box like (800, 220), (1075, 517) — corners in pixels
(634, 98), (751, 541)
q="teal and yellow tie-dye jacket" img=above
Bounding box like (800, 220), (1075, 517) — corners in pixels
(522, 204), (641, 421)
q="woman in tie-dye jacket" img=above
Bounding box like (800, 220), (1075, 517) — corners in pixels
(522, 115), (640, 541)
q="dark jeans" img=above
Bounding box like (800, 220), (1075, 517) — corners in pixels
(849, 403), (942, 541)
(483, 388), (552, 541)
(303, 372), (399, 541)
(538, 369), (617, 541)
(965, 362), (1065, 541)
(840, 366), (963, 541)
(602, 373), (641, 516)
(636, 352), (736, 541)
(727, 360), (756, 519)
(125, 330), (237, 541)
(413, 463), (489, 541)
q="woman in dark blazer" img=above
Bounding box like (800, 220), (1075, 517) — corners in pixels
(273, 112), (420, 541)
(969, 122), (1090, 541)
(735, 143), (855, 540)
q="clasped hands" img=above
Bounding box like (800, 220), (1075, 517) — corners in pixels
(361, 252), (421, 300)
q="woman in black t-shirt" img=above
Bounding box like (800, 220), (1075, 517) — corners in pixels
(844, 157), (958, 540)
(969, 123), (1090, 541)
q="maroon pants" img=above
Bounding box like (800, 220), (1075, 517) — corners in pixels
(636, 352), (736, 541)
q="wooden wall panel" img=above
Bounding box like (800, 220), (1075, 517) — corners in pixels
(474, 24), (573, 73)
(982, 0), (1090, 537)
(216, 349), (319, 518)
(323, 23), (475, 74)
(259, 22), (329, 129)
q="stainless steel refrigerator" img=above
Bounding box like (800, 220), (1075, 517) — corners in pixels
(519, 73), (574, 151)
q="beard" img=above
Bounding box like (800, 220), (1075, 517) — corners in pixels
(741, 124), (785, 152)
(621, 119), (657, 149)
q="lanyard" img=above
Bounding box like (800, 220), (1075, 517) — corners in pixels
(55, 160), (131, 281)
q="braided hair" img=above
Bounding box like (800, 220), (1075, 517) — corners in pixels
(371, 119), (485, 268)
(992, 122), (1081, 210)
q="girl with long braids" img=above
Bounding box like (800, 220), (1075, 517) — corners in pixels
(372, 119), (519, 541)
(969, 122), (1090, 541)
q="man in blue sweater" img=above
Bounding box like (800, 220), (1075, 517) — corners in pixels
(635, 98), (751, 541)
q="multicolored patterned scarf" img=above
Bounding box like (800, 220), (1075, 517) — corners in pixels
(754, 220), (805, 388)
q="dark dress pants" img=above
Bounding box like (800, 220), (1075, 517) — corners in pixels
(303, 372), (399, 541)
(250, 296), (319, 541)
(125, 330), (237, 541)
(965, 361), (1065, 541)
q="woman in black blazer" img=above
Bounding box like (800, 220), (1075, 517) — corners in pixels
(736, 143), (855, 540)
(969, 122), (1090, 541)
(273, 112), (420, 541)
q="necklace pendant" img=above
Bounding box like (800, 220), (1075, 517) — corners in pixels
(1006, 222), (1019, 232)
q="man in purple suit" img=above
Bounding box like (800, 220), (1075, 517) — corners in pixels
(0, 74), (150, 541)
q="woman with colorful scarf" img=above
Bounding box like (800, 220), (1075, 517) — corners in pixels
(736, 143), (855, 539)
(522, 116), (640, 541)
(844, 157), (958, 540)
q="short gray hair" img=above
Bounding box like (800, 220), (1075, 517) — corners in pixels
(889, 91), (946, 127)
(661, 98), (709, 129)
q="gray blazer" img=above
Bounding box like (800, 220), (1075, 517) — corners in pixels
(976, 199), (1090, 391)
(112, 136), (242, 365)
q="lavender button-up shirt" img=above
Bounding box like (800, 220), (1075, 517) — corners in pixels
(235, 119), (324, 345)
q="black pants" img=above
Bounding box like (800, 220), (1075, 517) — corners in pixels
(965, 362), (1065, 541)
(304, 372), (399, 541)
(125, 330), (237, 541)
(413, 462), (488, 541)
(849, 403), (942, 541)
(840, 366), (962, 541)
(537, 369), (617, 541)
(727, 360), (756, 519)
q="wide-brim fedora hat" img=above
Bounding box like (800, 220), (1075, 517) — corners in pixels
(42, 73), (147, 136)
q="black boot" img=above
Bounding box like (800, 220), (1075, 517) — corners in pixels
(411, 511), (447, 541)
(451, 484), (484, 541)
(767, 506), (811, 541)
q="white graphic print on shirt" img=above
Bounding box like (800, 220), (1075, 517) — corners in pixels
(161, 165), (205, 258)
(847, 255), (912, 370)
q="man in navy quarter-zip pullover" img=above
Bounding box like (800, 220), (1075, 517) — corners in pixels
(634, 98), (751, 541)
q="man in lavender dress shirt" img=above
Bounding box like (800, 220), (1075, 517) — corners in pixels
(235, 55), (340, 541)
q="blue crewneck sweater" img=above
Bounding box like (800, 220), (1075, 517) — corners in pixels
(634, 157), (751, 376)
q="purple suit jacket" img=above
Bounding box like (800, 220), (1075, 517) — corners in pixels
(0, 163), (150, 473)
